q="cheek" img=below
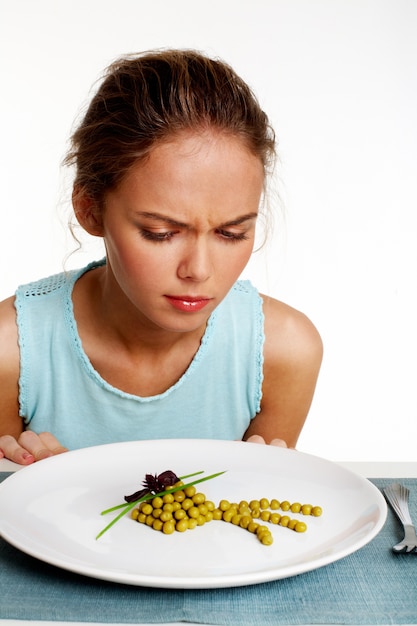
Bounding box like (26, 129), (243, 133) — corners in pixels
(221, 243), (254, 275)
(124, 250), (168, 281)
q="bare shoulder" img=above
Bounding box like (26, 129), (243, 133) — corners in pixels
(0, 295), (19, 353)
(261, 295), (323, 368)
(243, 295), (322, 447)
(0, 295), (22, 437)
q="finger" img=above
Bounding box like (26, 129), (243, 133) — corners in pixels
(38, 432), (68, 455)
(18, 431), (67, 462)
(269, 438), (288, 448)
(0, 434), (36, 465)
(245, 435), (266, 444)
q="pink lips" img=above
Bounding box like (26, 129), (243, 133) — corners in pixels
(165, 296), (211, 312)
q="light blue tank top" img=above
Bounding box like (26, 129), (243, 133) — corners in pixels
(15, 260), (264, 450)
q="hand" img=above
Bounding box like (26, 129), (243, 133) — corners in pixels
(0, 431), (68, 465)
(245, 434), (288, 447)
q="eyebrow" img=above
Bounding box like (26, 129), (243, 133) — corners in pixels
(135, 211), (258, 229)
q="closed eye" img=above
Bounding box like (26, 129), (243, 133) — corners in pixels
(216, 229), (250, 242)
(139, 229), (178, 242)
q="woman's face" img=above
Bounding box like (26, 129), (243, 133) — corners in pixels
(100, 131), (265, 334)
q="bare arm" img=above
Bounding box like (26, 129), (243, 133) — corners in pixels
(243, 295), (323, 448)
(0, 296), (23, 438)
(0, 296), (67, 464)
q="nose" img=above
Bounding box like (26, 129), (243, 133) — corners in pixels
(177, 237), (212, 282)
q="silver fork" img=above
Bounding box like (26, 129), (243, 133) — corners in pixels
(383, 482), (417, 553)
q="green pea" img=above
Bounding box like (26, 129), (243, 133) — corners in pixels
(239, 515), (252, 529)
(141, 503), (153, 516)
(213, 508), (223, 521)
(184, 485), (196, 498)
(192, 493), (206, 505)
(152, 519), (163, 532)
(259, 532), (273, 545)
(162, 520), (175, 534)
(152, 496), (164, 509)
(175, 519), (188, 532)
(174, 508), (187, 520)
(222, 509), (235, 523)
(247, 521), (259, 533)
(198, 504), (208, 516)
(188, 506), (200, 519)
(174, 490), (185, 502)
(270, 513), (281, 525)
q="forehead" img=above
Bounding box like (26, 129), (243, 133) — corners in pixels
(126, 130), (264, 190)
(104, 129), (265, 228)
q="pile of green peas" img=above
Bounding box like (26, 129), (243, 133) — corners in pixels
(131, 483), (215, 535)
(131, 481), (323, 547)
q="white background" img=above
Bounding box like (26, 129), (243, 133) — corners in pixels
(0, 0), (416, 462)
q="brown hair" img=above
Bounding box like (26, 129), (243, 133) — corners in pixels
(64, 49), (276, 206)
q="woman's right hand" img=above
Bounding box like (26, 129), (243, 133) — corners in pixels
(0, 298), (68, 465)
(0, 431), (68, 465)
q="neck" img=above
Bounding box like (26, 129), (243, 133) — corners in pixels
(76, 262), (208, 356)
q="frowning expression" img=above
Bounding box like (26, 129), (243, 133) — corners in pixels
(100, 131), (265, 334)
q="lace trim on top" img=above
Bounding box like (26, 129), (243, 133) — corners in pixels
(15, 268), (78, 417)
(228, 276), (264, 411)
(19, 272), (69, 297)
(255, 294), (265, 413)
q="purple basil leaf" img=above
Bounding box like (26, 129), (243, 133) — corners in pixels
(124, 487), (150, 503)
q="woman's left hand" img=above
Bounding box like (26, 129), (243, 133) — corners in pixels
(245, 434), (288, 447)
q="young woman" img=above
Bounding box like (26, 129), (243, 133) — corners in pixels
(0, 49), (322, 465)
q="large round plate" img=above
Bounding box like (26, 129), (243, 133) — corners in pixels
(0, 439), (386, 588)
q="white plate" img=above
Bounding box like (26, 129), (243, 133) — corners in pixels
(0, 439), (387, 589)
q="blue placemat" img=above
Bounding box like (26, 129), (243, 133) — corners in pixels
(0, 474), (416, 625)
